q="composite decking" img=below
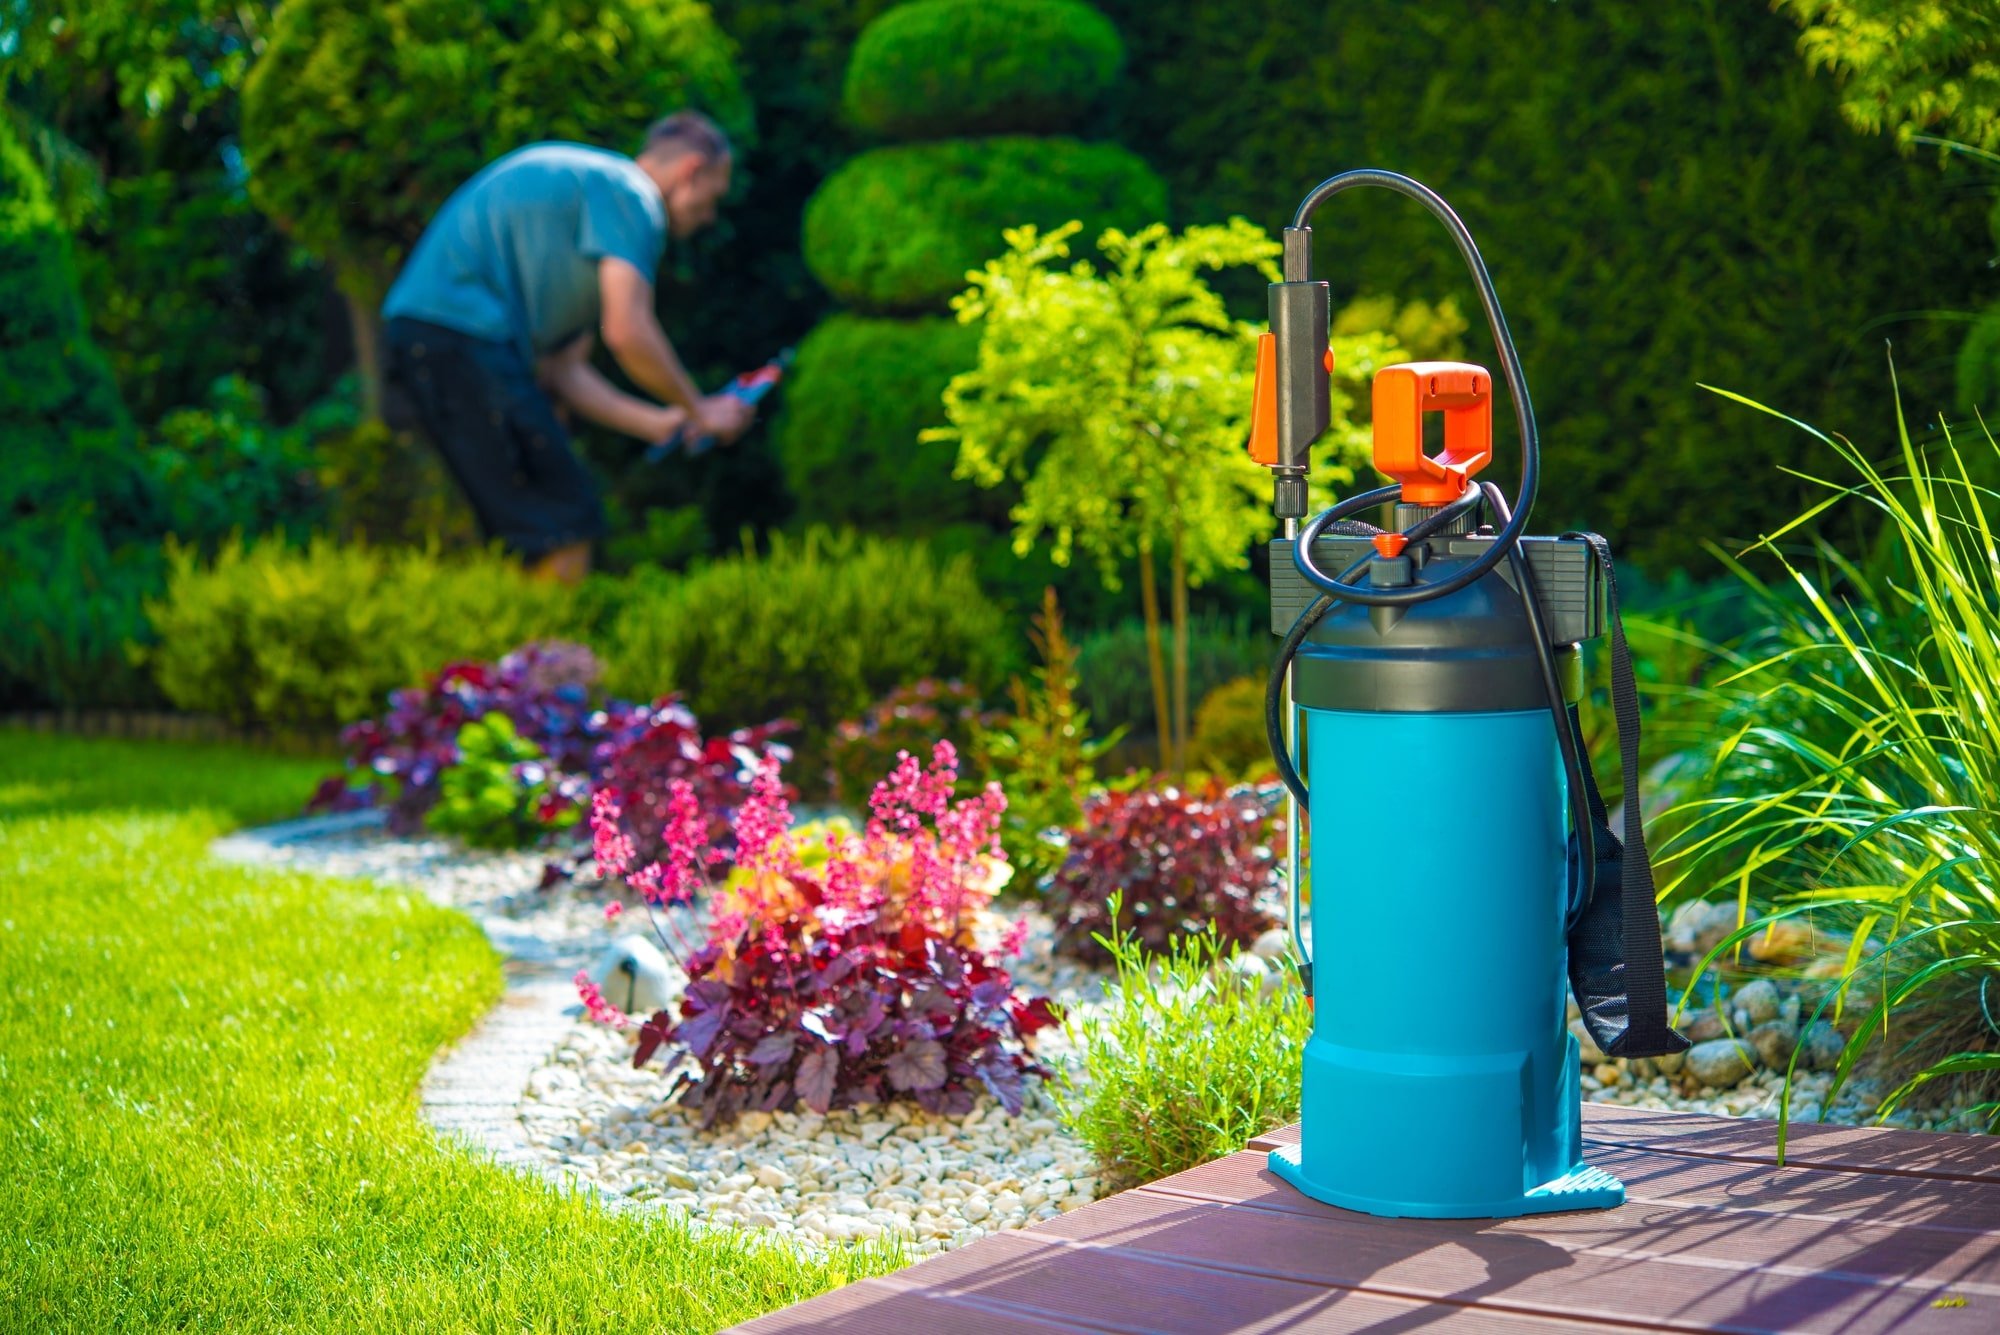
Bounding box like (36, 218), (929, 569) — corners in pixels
(731, 1102), (2000, 1333)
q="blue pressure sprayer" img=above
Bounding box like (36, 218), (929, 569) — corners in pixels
(1251, 170), (1688, 1219)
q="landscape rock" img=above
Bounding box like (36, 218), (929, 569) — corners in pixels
(1681, 1009), (1728, 1044)
(1749, 1021), (1800, 1072)
(1691, 902), (1744, 957)
(1733, 979), (1782, 1027)
(1801, 1021), (1846, 1073)
(1685, 1038), (1757, 1088)
(1746, 918), (1816, 966)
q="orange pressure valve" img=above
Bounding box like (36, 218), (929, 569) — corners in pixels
(1372, 362), (1492, 504)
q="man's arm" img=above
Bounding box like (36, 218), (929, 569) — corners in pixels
(538, 333), (684, 442)
(598, 257), (753, 441)
(598, 256), (702, 410)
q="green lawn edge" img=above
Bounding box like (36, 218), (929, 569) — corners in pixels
(0, 731), (899, 1332)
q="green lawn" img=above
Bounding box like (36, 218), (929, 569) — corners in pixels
(0, 731), (894, 1332)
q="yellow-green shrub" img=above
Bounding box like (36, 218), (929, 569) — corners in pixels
(145, 537), (584, 729)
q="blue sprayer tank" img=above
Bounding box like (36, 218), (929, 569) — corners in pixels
(1267, 513), (1621, 1216)
(1249, 170), (1687, 1220)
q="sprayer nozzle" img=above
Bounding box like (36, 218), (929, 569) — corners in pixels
(1273, 474), (1307, 521)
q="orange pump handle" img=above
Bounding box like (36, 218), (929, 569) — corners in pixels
(1247, 331), (1334, 467)
(1372, 361), (1493, 504)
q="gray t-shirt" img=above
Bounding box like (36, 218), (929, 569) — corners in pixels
(383, 142), (667, 357)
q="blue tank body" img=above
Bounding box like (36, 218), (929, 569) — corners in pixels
(1266, 702), (1625, 1217)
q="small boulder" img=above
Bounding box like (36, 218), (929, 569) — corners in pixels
(1749, 1020), (1800, 1071)
(1654, 1049), (1686, 1077)
(1664, 900), (1712, 954)
(1685, 1038), (1756, 1088)
(1801, 1021), (1846, 1072)
(1693, 902), (1744, 957)
(1734, 978), (1782, 1027)
(1746, 917), (1817, 966)
(1682, 1009), (1728, 1043)
(588, 934), (676, 1015)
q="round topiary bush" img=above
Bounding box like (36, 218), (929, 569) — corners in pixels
(843, 0), (1124, 140)
(802, 136), (1167, 311)
(773, 312), (995, 527)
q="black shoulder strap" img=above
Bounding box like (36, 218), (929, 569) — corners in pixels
(1564, 533), (1689, 1060)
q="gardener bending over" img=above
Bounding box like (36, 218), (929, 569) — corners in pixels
(382, 111), (753, 583)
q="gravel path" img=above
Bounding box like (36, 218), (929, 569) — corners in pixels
(212, 815), (1989, 1260)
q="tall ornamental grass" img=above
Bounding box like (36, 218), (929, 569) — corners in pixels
(1660, 382), (2000, 1133)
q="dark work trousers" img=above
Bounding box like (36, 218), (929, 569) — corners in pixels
(382, 317), (605, 560)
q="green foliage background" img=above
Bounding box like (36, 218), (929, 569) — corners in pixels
(0, 111), (156, 707)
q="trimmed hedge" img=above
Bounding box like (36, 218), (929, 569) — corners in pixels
(145, 538), (585, 731)
(773, 312), (992, 527)
(599, 529), (1014, 742)
(844, 0), (1123, 140)
(1093, 0), (1990, 570)
(802, 136), (1167, 312)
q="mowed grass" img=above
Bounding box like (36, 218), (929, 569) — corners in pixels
(0, 732), (895, 1331)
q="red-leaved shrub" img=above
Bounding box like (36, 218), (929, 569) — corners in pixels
(594, 698), (794, 869)
(586, 743), (1054, 1122)
(1046, 781), (1284, 962)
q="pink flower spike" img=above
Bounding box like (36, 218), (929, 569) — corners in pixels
(1000, 918), (1031, 957)
(574, 969), (631, 1028)
(590, 790), (636, 881)
(604, 901), (624, 922)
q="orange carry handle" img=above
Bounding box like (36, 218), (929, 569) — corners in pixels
(1372, 361), (1493, 504)
(1247, 331), (1334, 467)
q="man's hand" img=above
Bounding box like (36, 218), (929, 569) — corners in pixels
(693, 394), (755, 444)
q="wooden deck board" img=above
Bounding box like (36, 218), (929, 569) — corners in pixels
(732, 1106), (2000, 1333)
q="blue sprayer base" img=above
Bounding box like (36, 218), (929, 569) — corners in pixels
(1267, 1145), (1623, 1219)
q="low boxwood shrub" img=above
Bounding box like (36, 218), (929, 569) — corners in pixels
(802, 136), (1166, 312)
(145, 537), (585, 732)
(1046, 780), (1283, 962)
(584, 743), (1056, 1121)
(771, 312), (990, 528)
(1053, 903), (1310, 1189)
(843, 0), (1123, 140)
(599, 528), (1015, 752)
